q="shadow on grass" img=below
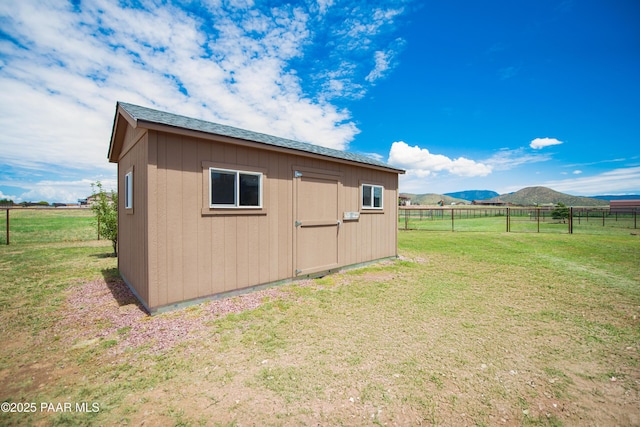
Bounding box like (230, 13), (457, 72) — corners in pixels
(101, 268), (147, 314)
(91, 252), (117, 259)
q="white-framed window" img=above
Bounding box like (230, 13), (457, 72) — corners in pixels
(362, 184), (383, 209)
(124, 170), (133, 210)
(210, 167), (262, 208)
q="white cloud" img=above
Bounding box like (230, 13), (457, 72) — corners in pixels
(573, 170), (582, 174)
(503, 167), (640, 196)
(0, 0), (410, 201)
(341, 7), (404, 44)
(316, 0), (335, 14)
(5, 178), (117, 204)
(565, 158), (627, 168)
(388, 141), (493, 177)
(310, 4), (407, 99)
(366, 50), (392, 82)
(388, 141), (495, 194)
(0, 190), (19, 202)
(530, 137), (563, 149)
(485, 147), (552, 171)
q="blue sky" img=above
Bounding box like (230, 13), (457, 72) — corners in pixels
(1, 0), (639, 203)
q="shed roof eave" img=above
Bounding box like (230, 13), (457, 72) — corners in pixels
(108, 105), (140, 163)
(112, 102), (405, 174)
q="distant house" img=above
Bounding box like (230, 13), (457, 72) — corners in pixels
(84, 193), (114, 205)
(108, 102), (405, 313)
(472, 200), (510, 206)
(610, 200), (640, 214)
(398, 195), (411, 206)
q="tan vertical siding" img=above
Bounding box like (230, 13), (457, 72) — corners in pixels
(208, 141), (226, 296)
(196, 142), (213, 298)
(235, 147), (251, 289)
(258, 151), (271, 285)
(277, 154), (293, 278)
(341, 165), (354, 265)
(118, 127), (149, 305)
(165, 134), (184, 305)
(266, 160), (278, 282)
(222, 144), (238, 292)
(147, 131), (158, 308)
(155, 132), (169, 307)
(120, 127), (146, 159)
(181, 137), (199, 301)
(137, 131), (398, 311)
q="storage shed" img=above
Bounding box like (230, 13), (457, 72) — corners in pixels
(108, 102), (405, 313)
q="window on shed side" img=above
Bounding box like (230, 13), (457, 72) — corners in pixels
(210, 168), (262, 208)
(362, 184), (383, 209)
(239, 173), (260, 206)
(124, 170), (133, 209)
(211, 170), (235, 205)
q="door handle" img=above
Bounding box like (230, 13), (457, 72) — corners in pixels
(296, 220), (341, 227)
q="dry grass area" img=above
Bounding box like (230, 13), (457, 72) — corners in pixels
(1, 232), (639, 426)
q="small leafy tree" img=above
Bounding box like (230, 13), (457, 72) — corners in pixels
(91, 181), (118, 256)
(551, 202), (570, 223)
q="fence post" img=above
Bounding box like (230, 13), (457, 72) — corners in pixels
(506, 207), (510, 232)
(404, 208), (408, 230)
(451, 208), (454, 232)
(537, 208), (540, 233)
(5, 209), (8, 245)
(569, 207), (573, 234)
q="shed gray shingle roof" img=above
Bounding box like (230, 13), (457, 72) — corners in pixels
(117, 102), (403, 173)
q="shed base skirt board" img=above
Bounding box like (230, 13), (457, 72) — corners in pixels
(120, 256), (398, 315)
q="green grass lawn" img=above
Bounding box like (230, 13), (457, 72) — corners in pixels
(1, 211), (639, 426)
(0, 208), (97, 244)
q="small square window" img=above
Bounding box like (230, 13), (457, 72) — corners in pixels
(362, 184), (383, 209)
(210, 168), (262, 208)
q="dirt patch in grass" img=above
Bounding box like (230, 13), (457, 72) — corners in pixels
(56, 277), (293, 358)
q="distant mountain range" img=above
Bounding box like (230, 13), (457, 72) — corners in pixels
(400, 186), (640, 207)
(400, 193), (468, 206)
(591, 195), (640, 201)
(484, 187), (608, 206)
(444, 190), (499, 201)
